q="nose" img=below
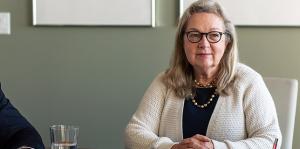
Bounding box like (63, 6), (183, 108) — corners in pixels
(197, 35), (210, 47)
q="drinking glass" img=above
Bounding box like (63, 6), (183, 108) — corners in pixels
(50, 125), (79, 149)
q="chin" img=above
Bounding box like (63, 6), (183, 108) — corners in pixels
(197, 61), (213, 67)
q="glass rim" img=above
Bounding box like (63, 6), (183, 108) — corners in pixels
(50, 124), (79, 130)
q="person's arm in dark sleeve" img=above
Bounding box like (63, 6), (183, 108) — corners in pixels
(0, 84), (45, 149)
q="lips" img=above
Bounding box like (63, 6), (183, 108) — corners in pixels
(196, 53), (212, 55)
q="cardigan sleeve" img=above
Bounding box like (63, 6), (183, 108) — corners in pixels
(124, 73), (176, 149)
(212, 75), (282, 149)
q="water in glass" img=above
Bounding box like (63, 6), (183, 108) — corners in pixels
(51, 142), (77, 149)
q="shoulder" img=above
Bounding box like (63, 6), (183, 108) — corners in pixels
(235, 63), (261, 78)
(150, 71), (166, 87)
(235, 63), (263, 82)
(232, 63), (264, 89)
(144, 71), (168, 97)
(0, 84), (8, 108)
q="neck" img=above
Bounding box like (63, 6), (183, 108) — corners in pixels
(194, 66), (218, 85)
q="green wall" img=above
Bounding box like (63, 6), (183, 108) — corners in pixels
(0, 0), (299, 148)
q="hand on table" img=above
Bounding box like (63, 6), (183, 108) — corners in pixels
(171, 134), (214, 149)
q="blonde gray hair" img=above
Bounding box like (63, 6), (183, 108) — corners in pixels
(163, 0), (238, 98)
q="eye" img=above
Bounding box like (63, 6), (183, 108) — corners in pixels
(186, 31), (202, 43)
(209, 32), (221, 38)
(188, 32), (201, 38)
(208, 32), (222, 42)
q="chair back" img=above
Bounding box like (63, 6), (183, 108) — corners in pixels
(264, 77), (298, 149)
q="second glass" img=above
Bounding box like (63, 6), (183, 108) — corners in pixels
(50, 125), (79, 149)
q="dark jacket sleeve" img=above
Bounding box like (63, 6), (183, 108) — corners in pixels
(0, 84), (45, 149)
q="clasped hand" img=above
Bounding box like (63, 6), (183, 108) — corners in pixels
(171, 134), (214, 149)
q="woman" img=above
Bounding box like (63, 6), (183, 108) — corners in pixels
(125, 0), (281, 148)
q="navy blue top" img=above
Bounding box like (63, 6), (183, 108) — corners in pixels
(183, 87), (219, 138)
(0, 84), (45, 149)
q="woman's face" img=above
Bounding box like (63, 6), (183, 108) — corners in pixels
(184, 12), (227, 72)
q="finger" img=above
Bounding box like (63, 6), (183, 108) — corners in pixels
(198, 140), (213, 149)
(180, 138), (194, 144)
(180, 138), (201, 148)
(172, 143), (193, 149)
(176, 143), (194, 149)
(192, 134), (211, 142)
(185, 142), (201, 149)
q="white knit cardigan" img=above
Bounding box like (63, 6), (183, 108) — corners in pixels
(125, 63), (282, 149)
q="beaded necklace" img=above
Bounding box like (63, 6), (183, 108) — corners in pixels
(190, 79), (218, 109)
(193, 79), (217, 88)
(191, 89), (217, 108)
